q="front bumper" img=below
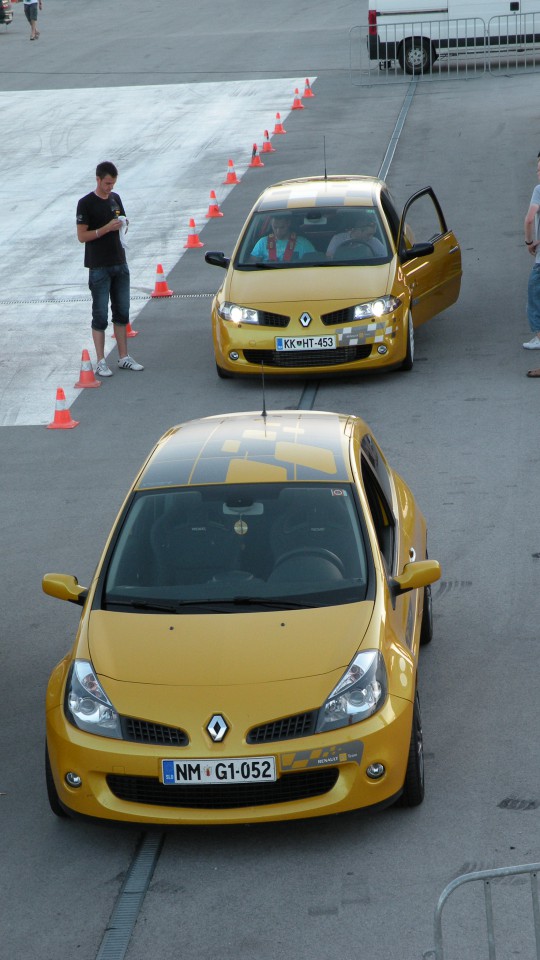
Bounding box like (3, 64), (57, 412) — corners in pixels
(46, 695), (414, 825)
(212, 307), (407, 377)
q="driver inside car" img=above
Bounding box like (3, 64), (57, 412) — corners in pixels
(250, 213), (316, 262)
(326, 209), (387, 260)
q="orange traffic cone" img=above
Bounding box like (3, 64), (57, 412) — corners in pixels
(261, 129), (275, 153)
(112, 322), (138, 338)
(303, 78), (315, 97)
(249, 143), (264, 168)
(273, 112), (286, 134)
(292, 88), (304, 110)
(75, 349), (101, 388)
(184, 218), (204, 249)
(223, 159), (241, 185)
(205, 190), (224, 218)
(47, 388), (79, 430)
(151, 263), (174, 297)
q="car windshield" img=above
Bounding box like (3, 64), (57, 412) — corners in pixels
(235, 206), (391, 268)
(101, 483), (371, 612)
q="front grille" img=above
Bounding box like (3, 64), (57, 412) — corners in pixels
(106, 768), (339, 809)
(247, 711), (317, 744)
(258, 311), (290, 328)
(321, 307), (355, 326)
(121, 717), (189, 747)
(243, 346), (372, 368)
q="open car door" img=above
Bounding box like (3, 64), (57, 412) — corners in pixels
(398, 187), (461, 328)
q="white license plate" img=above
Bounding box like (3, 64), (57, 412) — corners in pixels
(162, 757), (276, 785)
(275, 335), (336, 351)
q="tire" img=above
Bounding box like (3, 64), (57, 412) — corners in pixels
(45, 744), (69, 818)
(419, 583), (433, 646)
(399, 692), (425, 807)
(400, 38), (432, 75)
(216, 362), (232, 379)
(401, 313), (414, 371)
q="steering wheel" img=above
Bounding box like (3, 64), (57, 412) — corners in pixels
(334, 240), (373, 258)
(211, 570), (255, 583)
(272, 547), (345, 576)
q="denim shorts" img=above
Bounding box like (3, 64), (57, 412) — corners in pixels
(88, 263), (130, 331)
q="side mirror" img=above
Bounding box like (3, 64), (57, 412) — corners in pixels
(42, 573), (87, 606)
(205, 251), (230, 269)
(401, 241), (435, 263)
(391, 559), (441, 596)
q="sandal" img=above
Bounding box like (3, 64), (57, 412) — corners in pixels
(526, 369), (540, 378)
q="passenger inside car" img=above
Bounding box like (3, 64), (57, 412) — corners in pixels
(327, 209), (387, 260)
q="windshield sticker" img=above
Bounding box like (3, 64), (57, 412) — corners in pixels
(233, 519), (249, 536)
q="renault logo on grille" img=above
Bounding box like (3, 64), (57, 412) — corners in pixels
(207, 714), (228, 742)
(299, 312), (312, 327)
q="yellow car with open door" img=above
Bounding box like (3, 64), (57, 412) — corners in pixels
(205, 176), (461, 378)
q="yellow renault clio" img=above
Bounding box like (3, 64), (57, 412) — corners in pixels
(43, 410), (440, 825)
(205, 175), (461, 377)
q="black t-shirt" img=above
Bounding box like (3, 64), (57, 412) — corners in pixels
(76, 191), (127, 268)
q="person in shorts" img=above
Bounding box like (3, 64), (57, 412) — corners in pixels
(76, 161), (143, 376)
(23, 0), (42, 40)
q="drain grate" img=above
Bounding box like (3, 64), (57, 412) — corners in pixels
(95, 831), (164, 960)
(498, 797), (539, 811)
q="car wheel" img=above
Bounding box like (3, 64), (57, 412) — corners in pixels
(401, 313), (414, 371)
(45, 743), (69, 818)
(419, 583), (433, 646)
(400, 38), (432, 75)
(216, 362), (232, 379)
(399, 692), (425, 807)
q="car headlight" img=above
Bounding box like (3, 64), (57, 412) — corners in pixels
(65, 660), (122, 739)
(316, 650), (387, 733)
(218, 302), (260, 324)
(353, 296), (401, 320)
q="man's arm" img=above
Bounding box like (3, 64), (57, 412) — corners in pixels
(525, 203), (540, 254)
(76, 219), (122, 244)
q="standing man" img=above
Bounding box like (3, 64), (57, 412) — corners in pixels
(76, 161), (143, 376)
(522, 158), (540, 355)
(23, 0), (42, 40)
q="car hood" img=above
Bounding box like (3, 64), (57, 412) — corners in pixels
(227, 262), (393, 306)
(88, 603), (375, 686)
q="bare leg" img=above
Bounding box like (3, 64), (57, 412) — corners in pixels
(113, 323), (128, 359)
(92, 328), (106, 362)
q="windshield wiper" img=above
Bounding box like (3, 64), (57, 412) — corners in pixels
(103, 596), (318, 613)
(227, 596), (316, 609)
(104, 598), (180, 613)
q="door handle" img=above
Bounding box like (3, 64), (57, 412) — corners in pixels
(449, 245), (460, 254)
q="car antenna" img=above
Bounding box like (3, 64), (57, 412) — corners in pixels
(260, 360), (267, 421)
(323, 136), (327, 180)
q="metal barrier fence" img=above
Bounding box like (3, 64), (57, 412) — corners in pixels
(350, 14), (540, 84)
(429, 862), (540, 960)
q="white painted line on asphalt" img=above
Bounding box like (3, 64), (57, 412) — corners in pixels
(0, 79), (314, 426)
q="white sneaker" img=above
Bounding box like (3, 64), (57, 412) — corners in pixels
(118, 355), (144, 371)
(95, 358), (113, 377)
(523, 336), (540, 349)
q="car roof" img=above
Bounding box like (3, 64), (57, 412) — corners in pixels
(136, 410), (363, 489)
(254, 176), (385, 213)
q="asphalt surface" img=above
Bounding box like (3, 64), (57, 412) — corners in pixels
(1, 2), (540, 958)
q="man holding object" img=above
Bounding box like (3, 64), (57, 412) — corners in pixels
(76, 161), (143, 377)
